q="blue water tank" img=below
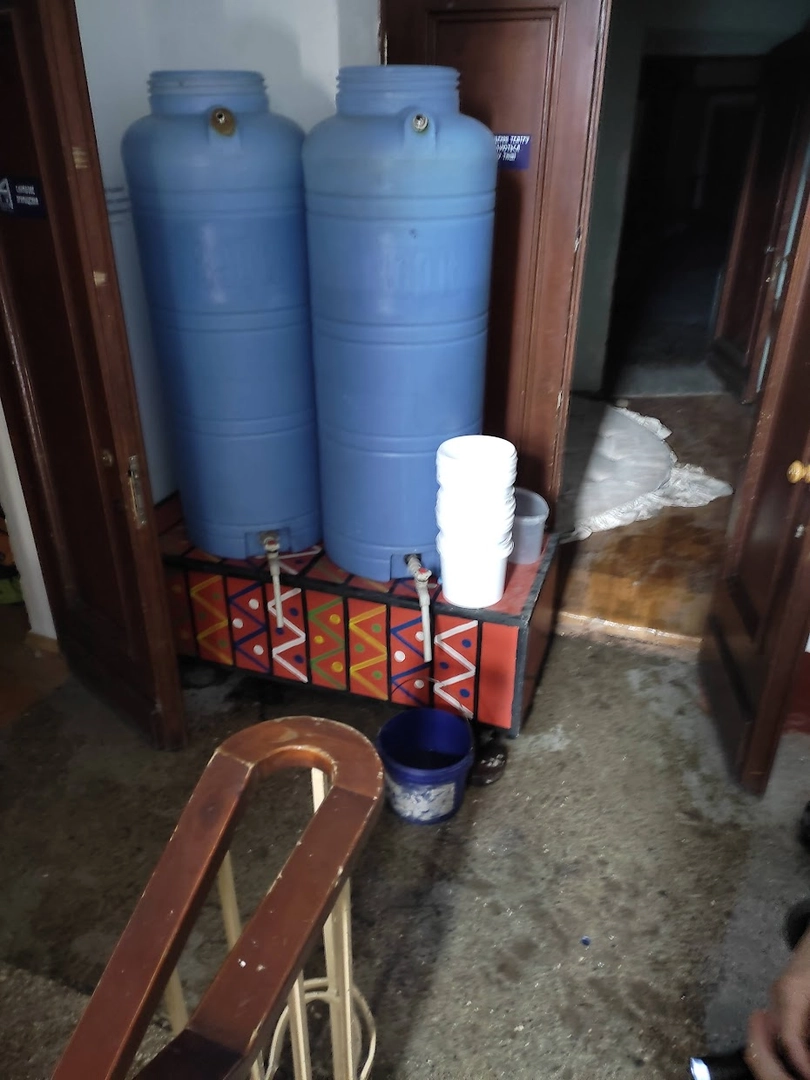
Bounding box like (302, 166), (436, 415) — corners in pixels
(303, 66), (497, 581)
(122, 70), (319, 558)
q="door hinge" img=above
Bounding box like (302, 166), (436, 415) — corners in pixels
(127, 454), (147, 528)
(72, 146), (89, 170)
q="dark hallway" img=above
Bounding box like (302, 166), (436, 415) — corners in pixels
(605, 55), (760, 397)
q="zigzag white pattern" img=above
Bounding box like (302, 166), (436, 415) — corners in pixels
(433, 619), (476, 716)
(267, 586), (308, 683)
(278, 546), (321, 574)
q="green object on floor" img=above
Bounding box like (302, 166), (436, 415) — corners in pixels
(0, 575), (23, 604)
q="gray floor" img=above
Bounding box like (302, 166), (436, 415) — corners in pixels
(1, 636), (808, 1079)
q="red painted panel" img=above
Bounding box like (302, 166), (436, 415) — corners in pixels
(307, 590), (347, 690)
(266, 583), (308, 683)
(391, 577), (440, 601)
(390, 606), (431, 706)
(278, 546), (323, 575)
(477, 622), (519, 729)
(433, 614), (478, 717)
(307, 553), (352, 585)
(226, 577), (270, 673)
(348, 599), (388, 699)
(188, 571), (232, 665)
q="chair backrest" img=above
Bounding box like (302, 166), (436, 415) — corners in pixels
(52, 715), (384, 1080)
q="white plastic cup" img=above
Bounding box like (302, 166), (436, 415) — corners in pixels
(438, 525), (513, 549)
(437, 434), (517, 464)
(436, 492), (516, 530)
(509, 488), (549, 564)
(436, 483), (515, 510)
(437, 476), (515, 495)
(437, 533), (514, 608)
(437, 523), (514, 547)
(436, 504), (514, 547)
(436, 518), (514, 547)
(437, 483), (515, 504)
(437, 435), (517, 486)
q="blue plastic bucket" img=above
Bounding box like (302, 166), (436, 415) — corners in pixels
(376, 708), (474, 825)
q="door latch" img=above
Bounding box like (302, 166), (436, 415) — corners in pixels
(127, 454), (147, 528)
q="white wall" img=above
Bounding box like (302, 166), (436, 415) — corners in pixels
(75, 0), (380, 189)
(572, 0), (810, 394)
(572, 0), (643, 393)
(0, 400), (56, 640)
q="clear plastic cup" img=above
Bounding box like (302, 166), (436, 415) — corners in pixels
(509, 488), (549, 564)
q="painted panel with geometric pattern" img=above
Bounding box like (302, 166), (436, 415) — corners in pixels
(226, 577), (270, 673)
(307, 554), (351, 585)
(188, 571), (232, 666)
(165, 567), (196, 657)
(390, 605), (431, 707)
(433, 614), (479, 717)
(306, 590), (347, 690)
(278, 546), (323, 575)
(348, 598), (388, 700)
(266, 583), (308, 683)
(160, 498), (557, 733)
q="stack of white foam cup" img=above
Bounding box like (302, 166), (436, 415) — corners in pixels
(435, 435), (517, 607)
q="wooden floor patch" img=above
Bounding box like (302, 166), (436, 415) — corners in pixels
(558, 394), (754, 646)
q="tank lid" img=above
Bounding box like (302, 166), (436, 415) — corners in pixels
(148, 70), (266, 97)
(337, 65), (459, 116)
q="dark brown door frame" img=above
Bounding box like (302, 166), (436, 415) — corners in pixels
(0, 0), (185, 745)
(701, 167), (810, 793)
(711, 105), (764, 367)
(743, 100), (810, 402)
(712, 32), (810, 402)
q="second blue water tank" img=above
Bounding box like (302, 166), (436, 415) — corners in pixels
(303, 65), (497, 581)
(123, 70), (319, 558)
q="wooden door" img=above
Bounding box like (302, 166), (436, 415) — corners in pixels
(742, 103), (810, 401)
(0, 0), (185, 746)
(381, 0), (609, 503)
(712, 33), (810, 400)
(700, 172), (810, 794)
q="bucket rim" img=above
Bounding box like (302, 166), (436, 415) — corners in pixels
(376, 742), (475, 784)
(376, 707), (474, 781)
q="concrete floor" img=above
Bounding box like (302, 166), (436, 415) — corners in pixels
(1, 636), (808, 1079)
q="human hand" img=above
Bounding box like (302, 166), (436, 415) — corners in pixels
(745, 931), (810, 1079)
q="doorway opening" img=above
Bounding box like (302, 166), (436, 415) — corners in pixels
(560, 13), (810, 647)
(605, 55), (759, 399)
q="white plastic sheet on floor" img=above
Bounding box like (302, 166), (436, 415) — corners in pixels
(558, 398), (732, 541)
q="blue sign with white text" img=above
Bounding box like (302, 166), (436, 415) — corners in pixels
(494, 134), (531, 171)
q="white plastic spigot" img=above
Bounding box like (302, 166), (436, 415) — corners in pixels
(405, 554), (433, 664)
(261, 531), (284, 631)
